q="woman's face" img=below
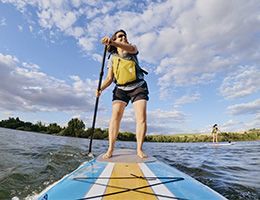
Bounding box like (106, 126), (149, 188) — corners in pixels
(115, 31), (128, 44)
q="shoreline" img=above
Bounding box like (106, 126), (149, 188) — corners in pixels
(1, 126), (259, 143)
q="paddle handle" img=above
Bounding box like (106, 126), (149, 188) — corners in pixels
(88, 45), (107, 154)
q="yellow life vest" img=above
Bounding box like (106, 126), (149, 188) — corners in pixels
(112, 55), (137, 86)
(212, 127), (218, 134)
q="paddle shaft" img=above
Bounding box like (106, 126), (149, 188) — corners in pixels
(88, 45), (107, 154)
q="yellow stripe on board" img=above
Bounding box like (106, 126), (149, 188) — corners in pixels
(103, 163), (157, 200)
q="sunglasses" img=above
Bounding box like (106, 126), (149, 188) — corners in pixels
(117, 34), (126, 39)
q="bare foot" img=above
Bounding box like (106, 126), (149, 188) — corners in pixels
(137, 150), (147, 158)
(102, 150), (113, 159)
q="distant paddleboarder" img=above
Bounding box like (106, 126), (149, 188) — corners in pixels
(212, 124), (220, 143)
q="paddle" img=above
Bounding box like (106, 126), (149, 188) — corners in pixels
(88, 45), (107, 156)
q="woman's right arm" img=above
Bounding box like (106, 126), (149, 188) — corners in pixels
(101, 36), (137, 54)
(96, 67), (114, 97)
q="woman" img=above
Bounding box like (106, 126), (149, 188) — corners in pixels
(96, 30), (149, 159)
(211, 124), (219, 143)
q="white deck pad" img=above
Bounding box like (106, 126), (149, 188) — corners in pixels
(139, 163), (175, 200)
(84, 162), (114, 199)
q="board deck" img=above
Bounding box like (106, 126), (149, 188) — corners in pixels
(37, 149), (227, 200)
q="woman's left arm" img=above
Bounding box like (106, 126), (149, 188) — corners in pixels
(111, 40), (138, 54)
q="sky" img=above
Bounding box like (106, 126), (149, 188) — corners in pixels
(0, 0), (259, 135)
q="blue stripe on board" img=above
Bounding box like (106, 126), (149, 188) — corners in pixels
(38, 159), (107, 200)
(146, 161), (227, 200)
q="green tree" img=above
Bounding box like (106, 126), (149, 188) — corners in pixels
(118, 132), (136, 141)
(93, 128), (105, 139)
(36, 121), (47, 132)
(62, 118), (85, 137)
(47, 123), (62, 134)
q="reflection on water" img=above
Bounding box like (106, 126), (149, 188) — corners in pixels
(0, 128), (259, 200)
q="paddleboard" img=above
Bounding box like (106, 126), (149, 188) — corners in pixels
(210, 142), (235, 146)
(37, 149), (227, 200)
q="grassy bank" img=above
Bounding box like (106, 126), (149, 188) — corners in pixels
(145, 129), (260, 143)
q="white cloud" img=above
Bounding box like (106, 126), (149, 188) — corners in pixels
(18, 25), (23, 31)
(71, 0), (81, 8)
(0, 53), (97, 113)
(220, 116), (260, 132)
(152, 0), (260, 95)
(29, 25), (33, 32)
(1, 0), (28, 11)
(94, 107), (187, 134)
(219, 66), (260, 99)
(175, 92), (200, 106)
(37, 8), (77, 31)
(244, 114), (260, 129)
(55, 11), (77, 31)
(3, 1), (259, 86)
(149, 109), (186, 122)
(78, 36), (95, 52)
(92, 53), (103, 63)
(0, 17), (7, 26)
(37, 9), (53, 29)
(66, 26), (84, 38)
(147, 108), (187, 134)
(220, 119), (243, 132)
(227, 99), (260, 115)
(22, 62), (40, 69)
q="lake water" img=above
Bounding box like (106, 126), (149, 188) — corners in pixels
(0, 128), (259, 200)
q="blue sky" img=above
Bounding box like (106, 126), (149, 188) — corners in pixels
(0, 0), (259, 134)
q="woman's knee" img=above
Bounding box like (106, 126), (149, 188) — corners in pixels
(136, 118), (147, 125)
(111, 110), (124, 121)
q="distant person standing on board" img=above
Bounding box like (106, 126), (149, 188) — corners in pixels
(96, 30), (149, 159)
(212, 124), (219, 143)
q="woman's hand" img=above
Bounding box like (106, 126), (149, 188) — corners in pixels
(96, 89), (102, 97)
(101, 36), (111, 45)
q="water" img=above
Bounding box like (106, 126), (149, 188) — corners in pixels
(0, 128), (259, 200)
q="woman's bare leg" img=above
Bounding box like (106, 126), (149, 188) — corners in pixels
(133, 99), (147, 158)
(103, 101), (126, 159)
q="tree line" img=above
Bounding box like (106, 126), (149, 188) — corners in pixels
(0, 117), (259, 142)
(0, 117), (134, 140)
